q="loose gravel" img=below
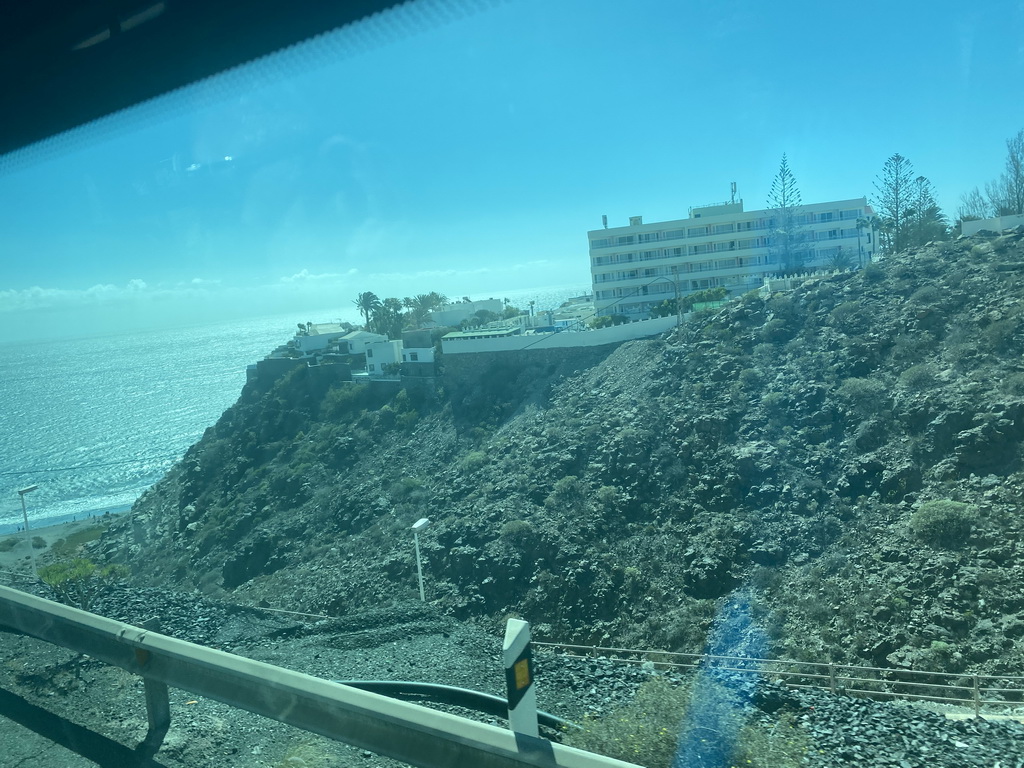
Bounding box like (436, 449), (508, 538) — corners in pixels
(2, 582), (1024, 767)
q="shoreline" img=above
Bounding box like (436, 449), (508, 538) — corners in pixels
(0, 504), (130, 537)
(0, 513), (126, 575)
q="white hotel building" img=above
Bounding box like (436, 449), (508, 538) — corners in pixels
(589, 197), (876, 317)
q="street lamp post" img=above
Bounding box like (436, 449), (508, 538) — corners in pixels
(412, 517), (430, 601)
(18, 485), (38, 534)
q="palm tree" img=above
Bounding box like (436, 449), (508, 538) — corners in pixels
(371, 297), (405, 339)
(354, 291), (381, 329)
(403, 293), (445, 328)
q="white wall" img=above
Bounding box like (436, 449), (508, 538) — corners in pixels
(962, 214), (1024, 236)
(441, 315), (677, 355)
(296, 332), (345, 354)
(430, 299), (504, 327)
(365, 340), (403, 377)
(402, 347), (435, 363)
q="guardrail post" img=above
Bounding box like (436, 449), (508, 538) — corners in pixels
(138, 617), (170, 755)
(503, 619), (538, 738)
(828, 664), (836, 695)
(973, 675), (980, 718)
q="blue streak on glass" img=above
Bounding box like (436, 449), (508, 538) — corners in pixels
(672, 590), (767, 768)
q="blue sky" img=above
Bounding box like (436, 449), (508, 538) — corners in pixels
(2, 0), (1023, 341)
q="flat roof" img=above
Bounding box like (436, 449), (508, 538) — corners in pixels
(442, 327), (520, 340)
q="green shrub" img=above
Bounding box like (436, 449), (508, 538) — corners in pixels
(862, 262), (883, 282)
(38, 558), (129, 610)
(738, 368), (764, 390)
(31, 536), (47, 550)
(50, 524), (107, 558)
(1001, 372), (1024, 395)
(564, 676), (808, 768)
(836, 377), (887, 417)
(909, 500), (976, 548)
(459, 451), (488, 473)
(544, 476), (587, 511)
(909, 285), (942, 305)
(565, 676), (689, 766)
(759, 318), (792, 344)
(897, 364), (936, 391)
(983, 318), (1017, 352)
(0, 537), (19, 552)
(499, 520), (534, 549)
(830, 301), (867, 332)
(595, 485), (623, 513)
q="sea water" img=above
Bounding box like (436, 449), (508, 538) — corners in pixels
(0, 286), (585, 533)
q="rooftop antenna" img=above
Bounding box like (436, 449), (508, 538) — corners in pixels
(602, 214), (608, 229)
(730, 182), (737, 204)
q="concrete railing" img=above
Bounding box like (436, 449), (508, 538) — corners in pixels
(0, 585), (640, 768)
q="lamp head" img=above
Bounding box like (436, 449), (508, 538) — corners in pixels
(412, 517), (430, 532)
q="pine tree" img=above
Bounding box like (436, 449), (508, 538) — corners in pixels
(906, 176), (948, 246)
(873, 153), (915, 253)
(766, 154), (808, 272)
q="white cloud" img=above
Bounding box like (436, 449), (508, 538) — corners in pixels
(1, 278), (210, 312)
(279, 268), (348, 283)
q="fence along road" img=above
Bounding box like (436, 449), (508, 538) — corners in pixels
(535, 642), (1024, 719)
(0, 585), (641, 768)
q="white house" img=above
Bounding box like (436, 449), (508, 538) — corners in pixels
(590, 197), (876, 318)
(429, 298), (504, 328)
(293, 323), (351, 355)
(338, 330), (388, 355)
(365, 340), (403, 378)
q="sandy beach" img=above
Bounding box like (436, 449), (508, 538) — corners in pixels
(0, 517), (116, 579)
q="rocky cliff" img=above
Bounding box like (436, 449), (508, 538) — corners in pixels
(98, 226), (1024, 677)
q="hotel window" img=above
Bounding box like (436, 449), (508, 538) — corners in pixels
(662, 229), (685, 240)
(409, 352), (419, 361)
(590, 238), (610, 248)
(639, 232), (659, 243)
(687, 226), (709, 237)
(713, 223), (735, 234)
(664, 247), (683, 257)
(816, 211), (834, 222)
(368, 364), (375, 371)
(366, 349), (373, 357)
(615, 235), (636, 246)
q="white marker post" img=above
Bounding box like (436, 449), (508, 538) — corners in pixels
(503, 618), (539, 738)
(412, 518), (430, 601)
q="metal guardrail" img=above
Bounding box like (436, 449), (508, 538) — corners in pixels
(0, 585), (640, 768)
(535, 642), (1024, 718)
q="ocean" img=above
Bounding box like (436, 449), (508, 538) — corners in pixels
(0, 286), (586, 533)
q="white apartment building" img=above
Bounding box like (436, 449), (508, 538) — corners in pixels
(589, 197), (876, 317)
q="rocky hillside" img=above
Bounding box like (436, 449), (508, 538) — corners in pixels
(96, 225), (1024, 677)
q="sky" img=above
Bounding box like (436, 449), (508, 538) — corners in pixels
(2, 0), (1023, 341)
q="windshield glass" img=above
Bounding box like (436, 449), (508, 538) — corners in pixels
(2, 1), (1024, 767)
